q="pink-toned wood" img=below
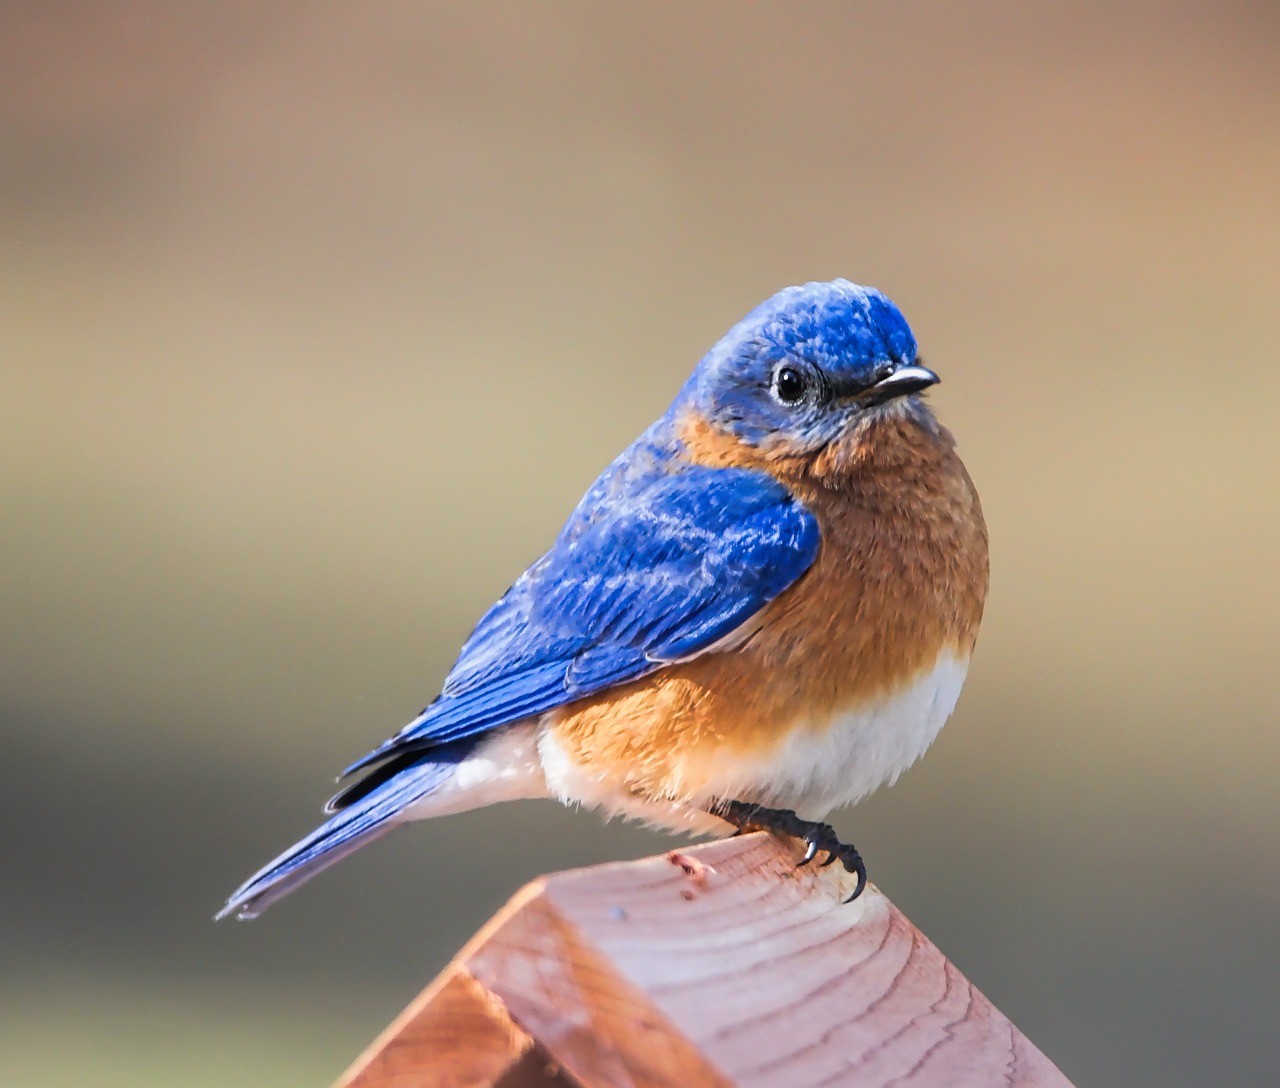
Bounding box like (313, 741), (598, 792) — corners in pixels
(466, 891), (732, 1088)
(338, 834), (1074, 1088)
(338, 964), (535, 1088)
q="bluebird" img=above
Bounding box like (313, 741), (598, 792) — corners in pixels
(218, 279), (988, 920)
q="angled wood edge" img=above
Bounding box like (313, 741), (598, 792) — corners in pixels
(337, 881), (546, 1088)
(467, 892), (733, 1088)
(337, 834), (1075, 1088)
(337, 967), (529, 1088)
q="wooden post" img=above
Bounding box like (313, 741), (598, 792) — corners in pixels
(337, 833), (1073, 1088)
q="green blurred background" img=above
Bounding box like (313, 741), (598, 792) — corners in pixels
(2, 4), (1277, 1086)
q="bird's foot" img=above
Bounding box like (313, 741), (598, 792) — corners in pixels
(713, 800), (867, 902)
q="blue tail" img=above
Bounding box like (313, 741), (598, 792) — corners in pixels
(217, 740), (476, 920)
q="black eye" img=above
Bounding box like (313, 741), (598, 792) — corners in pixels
(772, 365), (807, 405)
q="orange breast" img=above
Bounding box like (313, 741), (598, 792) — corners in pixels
(546, 405), (989, 803)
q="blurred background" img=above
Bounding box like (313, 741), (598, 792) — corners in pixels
(2, 3), (1277, 1086)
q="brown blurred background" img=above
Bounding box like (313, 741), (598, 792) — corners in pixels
(2, 3), (1277, 1085)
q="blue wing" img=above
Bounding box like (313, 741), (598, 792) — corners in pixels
(219, 451), (820, 919)
(338, 457), (820, 784)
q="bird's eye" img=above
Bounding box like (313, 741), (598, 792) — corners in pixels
(772, 365), (808, 405)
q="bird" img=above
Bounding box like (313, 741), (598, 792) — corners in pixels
(218, 279), (988, 920)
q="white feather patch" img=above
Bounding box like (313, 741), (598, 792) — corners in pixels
(398, 724), (548, 820)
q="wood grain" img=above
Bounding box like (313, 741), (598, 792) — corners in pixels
(337, 834), (1073, 1088)
(339, 965), (534, 1088)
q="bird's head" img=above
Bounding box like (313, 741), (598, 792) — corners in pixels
(677, 280), (938, 461)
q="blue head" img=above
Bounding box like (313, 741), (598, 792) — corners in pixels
(678, 280), (937, 453)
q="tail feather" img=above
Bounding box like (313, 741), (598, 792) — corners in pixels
(216, 740), (476, 920)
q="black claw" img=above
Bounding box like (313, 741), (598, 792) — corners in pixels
(709, 800), (868, 902)
(843, 857), (868, 902)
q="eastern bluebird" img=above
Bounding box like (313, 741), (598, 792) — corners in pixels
(219, 279), (988, 920)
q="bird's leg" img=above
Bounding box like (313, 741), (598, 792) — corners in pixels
(712, 799), (867, 901)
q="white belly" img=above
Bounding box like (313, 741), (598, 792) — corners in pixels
(691, 651), (970, 820)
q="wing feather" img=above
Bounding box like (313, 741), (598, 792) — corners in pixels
(339, 463), (818, 783)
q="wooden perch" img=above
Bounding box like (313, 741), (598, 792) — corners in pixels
(337, 833), (1073, 1088)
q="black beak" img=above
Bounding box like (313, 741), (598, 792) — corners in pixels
(860, 363), (940, 406)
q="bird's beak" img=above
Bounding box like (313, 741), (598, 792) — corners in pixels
(860, 363), (940, 407)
